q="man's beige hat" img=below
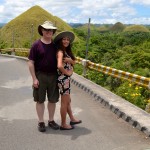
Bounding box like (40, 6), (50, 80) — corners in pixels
(38, 21), (57, 36)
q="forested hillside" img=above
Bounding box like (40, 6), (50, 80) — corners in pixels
(72, 23), (150, 111)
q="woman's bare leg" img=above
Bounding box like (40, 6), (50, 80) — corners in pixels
(60, 94), (72, 128)
(67, 97), (81, 122)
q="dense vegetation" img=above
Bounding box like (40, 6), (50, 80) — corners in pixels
(72, 24), (150, 111)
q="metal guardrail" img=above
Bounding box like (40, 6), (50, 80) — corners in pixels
(0, 48), (29, 52)
(0, 48), (29, 56)
(75, 57), (150, 90)
(1, 48), (150, 89)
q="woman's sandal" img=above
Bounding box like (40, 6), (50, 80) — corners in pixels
(60, 126), (74, 130)
(70, 120), (82, 125)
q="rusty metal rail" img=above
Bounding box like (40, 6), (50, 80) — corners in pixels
(75, 57), (150, 90)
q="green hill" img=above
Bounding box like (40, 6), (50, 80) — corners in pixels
(109, 22), (126, 32)
(98, 25), (109, 32)
(123, 25), (150, 32)
(76, 23), (94, 30)
(0, 5), (73, 48)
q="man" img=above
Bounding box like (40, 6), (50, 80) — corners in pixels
(28, 21), (59, 132)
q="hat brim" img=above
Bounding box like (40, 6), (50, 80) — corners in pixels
(38, 25), (57, 36)
(54, 31), (75, 44)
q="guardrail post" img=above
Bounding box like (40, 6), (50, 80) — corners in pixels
(82, 59), (89, 77)
(11, 48), (15, 55)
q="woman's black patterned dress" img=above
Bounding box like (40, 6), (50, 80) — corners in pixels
(57, 52), (73, 95)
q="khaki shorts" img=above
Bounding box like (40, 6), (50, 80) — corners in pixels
(33, 72), (59, 103)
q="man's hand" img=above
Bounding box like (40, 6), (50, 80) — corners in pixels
(33, 78), (39, 88)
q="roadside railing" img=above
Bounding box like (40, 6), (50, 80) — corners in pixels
(0, 48), (29, 57)
(1, 48), (150, 90)
(76, 57), (150, 90)
(0, 48), (29, 52)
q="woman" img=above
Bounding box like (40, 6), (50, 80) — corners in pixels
(54, 31), (82, 130)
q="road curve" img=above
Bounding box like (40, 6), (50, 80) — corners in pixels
(0, 55), (150, 150)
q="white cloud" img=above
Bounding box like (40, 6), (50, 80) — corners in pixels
(0, 0), (150, 24)
(0, 5), (4, 13)
(131, 17), (150, 24)
(130, 0), (150, 5)
(110, 5), (136, 17)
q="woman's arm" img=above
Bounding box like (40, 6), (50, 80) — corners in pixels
(57, 51), (73, 76)
(63, 57), (76, 65)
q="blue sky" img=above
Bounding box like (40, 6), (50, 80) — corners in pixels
(0, 0), (150, 24)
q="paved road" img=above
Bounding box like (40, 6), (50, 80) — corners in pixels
(0, 55), (150, 150)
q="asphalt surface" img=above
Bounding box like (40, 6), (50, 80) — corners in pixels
(0, 55), (150, 150)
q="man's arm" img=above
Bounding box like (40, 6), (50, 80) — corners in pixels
(28, 60), (39, 88)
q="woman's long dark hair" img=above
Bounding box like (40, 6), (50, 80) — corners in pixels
(56, 39), (75, 60)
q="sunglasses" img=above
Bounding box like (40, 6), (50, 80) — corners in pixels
(43, 28), (53, 32)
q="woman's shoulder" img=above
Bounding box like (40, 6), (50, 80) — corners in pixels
(57, 49), (64, 55)
(57, 49), (64, 53)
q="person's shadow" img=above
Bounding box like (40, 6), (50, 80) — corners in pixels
(44, 126), (92, 140)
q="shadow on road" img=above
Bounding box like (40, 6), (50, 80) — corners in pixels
(44, 126), (92, 140)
